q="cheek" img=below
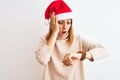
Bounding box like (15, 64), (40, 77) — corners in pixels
(67, 26), (71, 31)
(58, 25), (62, 30)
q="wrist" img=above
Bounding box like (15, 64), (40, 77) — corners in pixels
(86, 52), (91, 59)
(52, 31), (58, 36)
(86, 52), (94, 61)
(77, 50), (86, 61)
(77, 51), (94, 61)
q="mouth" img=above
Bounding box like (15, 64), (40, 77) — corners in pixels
(62, 31), (66, 34)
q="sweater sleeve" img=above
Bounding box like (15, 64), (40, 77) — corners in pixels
(35, 36), (52, 65)
(79, 35), (107, 61)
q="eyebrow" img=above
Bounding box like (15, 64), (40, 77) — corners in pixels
(58, 20), (71, 22)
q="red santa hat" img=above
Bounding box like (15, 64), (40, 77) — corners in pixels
(45, 0), (72, 20)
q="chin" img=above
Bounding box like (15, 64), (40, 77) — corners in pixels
(60, 35), (66, 38)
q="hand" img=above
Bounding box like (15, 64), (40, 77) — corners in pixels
(62, 53), (82, 66)
(50, 12), (59, 34)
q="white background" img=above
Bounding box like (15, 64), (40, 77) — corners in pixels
(0, 0), (120, 80)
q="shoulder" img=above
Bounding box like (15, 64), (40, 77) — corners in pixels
(74, 34), (82, 40)
(74, 34), (89, 43)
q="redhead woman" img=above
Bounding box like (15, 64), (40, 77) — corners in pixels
(35, 1), (107, 80)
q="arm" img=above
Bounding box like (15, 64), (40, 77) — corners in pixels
(81, 36), (107, 61)
(47, 12), (59, 49)
(35, 36), (53, 65)
(35, 12), (59, 65)
(35, 33), (58, 65)
(62, 35), (107, 66)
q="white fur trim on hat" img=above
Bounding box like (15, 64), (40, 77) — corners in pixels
(56, 12), (73, 20)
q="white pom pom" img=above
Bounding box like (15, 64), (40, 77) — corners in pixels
(44, 19), (49, 25)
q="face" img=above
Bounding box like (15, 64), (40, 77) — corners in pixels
(57, 19), (72, 38)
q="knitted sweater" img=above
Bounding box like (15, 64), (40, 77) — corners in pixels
(35, 34), (107, 80)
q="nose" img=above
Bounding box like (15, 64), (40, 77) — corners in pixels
(63, 23), (67, 29)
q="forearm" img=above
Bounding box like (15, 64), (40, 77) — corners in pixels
(35, 45), (52, 65)
(35, 35), (56, 65)
(85, 47), (107, 61)
(47, 33), (58, 49)
(87, 47), (107, 61)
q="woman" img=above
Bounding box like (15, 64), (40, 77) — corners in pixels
(35, 1), (107, 80)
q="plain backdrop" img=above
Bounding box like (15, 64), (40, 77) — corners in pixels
(0, 0), (120, 80)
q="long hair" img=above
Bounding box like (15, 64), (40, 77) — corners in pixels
(46, 19), (74, 45)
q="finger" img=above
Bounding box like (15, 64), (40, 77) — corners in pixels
(63, 54), (70, 62)
(63, 60), (72, 66)
(63, 54), (73, 66)
(71, 56), (78, 60)
(62, 54), (69, 63)
(67, 55), (72, 63)
(63, 58), (72, 64)
(55, 15), (58, 24)
(50, 12), (56, 24)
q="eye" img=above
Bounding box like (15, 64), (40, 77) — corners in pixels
(67, 21), (71, 25)
(58, 21), (63, 24)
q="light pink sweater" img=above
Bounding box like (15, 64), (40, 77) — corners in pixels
(35, 34), (107, 80)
